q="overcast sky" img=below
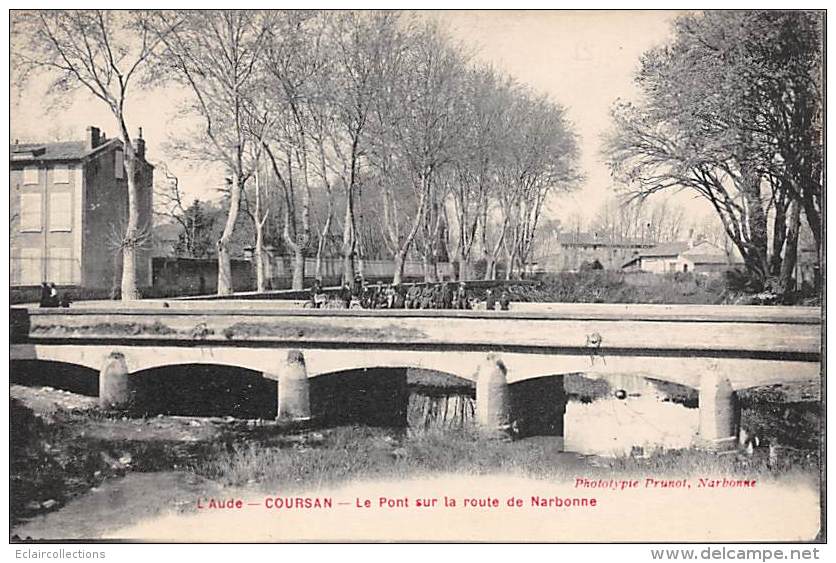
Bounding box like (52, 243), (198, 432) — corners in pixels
(10, 10), (685, 223)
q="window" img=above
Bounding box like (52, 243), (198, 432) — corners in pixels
(19, 247), (43, 285)
(53, 165), (70, 184)
(48, 247), (74, 284)
(115, 150), (124, 179)
(49, 192), (72, 231)
(23, 166), (39, 185)
(19, 192), (43, 232)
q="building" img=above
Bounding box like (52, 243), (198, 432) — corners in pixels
(621, 240), (741, 274)
(534, 231), (655, 272)
(10, 126), (154, 289)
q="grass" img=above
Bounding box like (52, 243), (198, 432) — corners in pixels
(196, 426), (564, 491)
(193, 424), (820, 494)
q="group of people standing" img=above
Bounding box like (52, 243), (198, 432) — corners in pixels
(308, 278), (510, 311)
(38, 282), (70, 308)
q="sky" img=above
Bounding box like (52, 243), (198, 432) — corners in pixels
(10, 10), (686, 224)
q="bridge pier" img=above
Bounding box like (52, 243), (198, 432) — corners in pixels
(272, 350), (311, 421)
(99, 351), (132, 409)
(698, 365), (739, 450)
(475, 353), (511, 436)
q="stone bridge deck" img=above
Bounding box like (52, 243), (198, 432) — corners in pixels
(10, 303), (821, 384)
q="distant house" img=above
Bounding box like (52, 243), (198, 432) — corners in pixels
(10, 126), (154, 289)
(535, 231), (655, 272)
(621, 240), (741, 274)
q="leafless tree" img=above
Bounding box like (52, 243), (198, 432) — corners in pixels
(323, 11), (404, 288)
(151, 10), (272, 294)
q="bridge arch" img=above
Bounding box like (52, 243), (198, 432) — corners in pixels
(12, 343), (820, 392)
(10, 358), (99, 397)
(128, 363), (277, 418)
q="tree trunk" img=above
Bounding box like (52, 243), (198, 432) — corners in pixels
(779, 199), (801, 296)
(342, 250), (355, 288)
(483, 257), (495, 281)
(504, 237), (517, 280)
(295, 146), (312, 289)
(218, 174), (243, 295)
(342, 185), (356, 287)
(121, 245), (138, 300)
(218, 242), (233, 295)
(314, 203), (333, 281)
(284, 247), (302, 290)
(314, 219), (331, 281)
(255, 234), (265, 292)
(740, 167), (769, 286)
(119, 128), (140, 301)
(387, 186), (425, 286)
(254, 165), (266, 293)
(457, 260), (469, 282)
(769, 194), (788, 277)
(423, 256), (437, 283)
(393, 252), (406, 286)
(292, 247), (305, 290)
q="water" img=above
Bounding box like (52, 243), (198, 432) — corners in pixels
(564, 374), (699, 457)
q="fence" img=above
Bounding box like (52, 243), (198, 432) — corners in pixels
(152, 257), (255, 296)
(150, 256), (458, 296)
(268, 257), (455, 283)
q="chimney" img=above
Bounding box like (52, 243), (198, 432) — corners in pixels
(688, 228), (695, 249)
(132, 127), (145, 159)
(86, 126), (101, 150)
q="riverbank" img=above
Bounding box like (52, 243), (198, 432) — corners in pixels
(11, 379), (820, 540)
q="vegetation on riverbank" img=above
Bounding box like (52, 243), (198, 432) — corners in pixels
(491, 271), (821, 306)
(11, 375), (821, 531)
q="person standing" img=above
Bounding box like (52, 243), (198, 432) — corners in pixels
(39, 282), (50, 308)
(485, 288), (497, 311)
(440, 281), (453, 309)
(499, 290), (510, 311)
(393, 286), (406, 309)
(47, 283), (60, 307)
(406, 284), (420, 309)
(339, 282), (352, 309)
(310, 278), (326, 309)
(455, 282), (469, 310)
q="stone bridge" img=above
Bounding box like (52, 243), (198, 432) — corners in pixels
(9, 303), (822, 448)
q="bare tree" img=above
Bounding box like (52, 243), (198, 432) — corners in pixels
(12, 10), (178, 299)
(497, 91), (579, 279)
(152, 10), (271, 294)
(260, 11), (328, 290)
(323, 11), (403, 288)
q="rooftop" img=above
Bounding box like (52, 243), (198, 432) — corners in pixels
(638, 241), (691, 258)
(556, 232), (652, 247)
(10, 138), (119, 163)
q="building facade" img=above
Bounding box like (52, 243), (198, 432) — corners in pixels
(10, 126), (154, 289)
(535, 231), (654, 272)
(621, 240), (741, 274)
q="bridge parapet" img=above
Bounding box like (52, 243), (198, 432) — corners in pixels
(10, 305), (822, 358)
